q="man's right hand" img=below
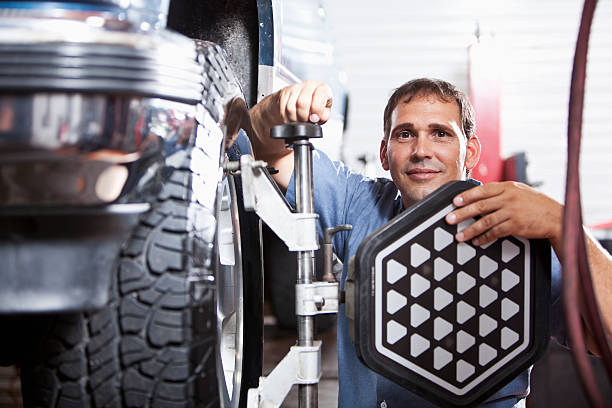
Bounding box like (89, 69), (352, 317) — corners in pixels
(249, 81), (332, 190)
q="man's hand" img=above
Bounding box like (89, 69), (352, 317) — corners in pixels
(444, 181), (563, 250)
(445, 181), (612, 354)
(276, 80), (333, 124)
(249, 81), (332, 190)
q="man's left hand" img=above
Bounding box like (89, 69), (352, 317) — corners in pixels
(445, 181), (563, 248)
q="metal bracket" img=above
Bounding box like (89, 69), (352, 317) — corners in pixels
(238, 155), (319, 251)
(296, 282), (339, 315)
(247, 341), (322, 408)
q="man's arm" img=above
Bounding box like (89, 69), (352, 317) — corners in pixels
(249, 80), (333, 191)
(445, 181), (612, 353)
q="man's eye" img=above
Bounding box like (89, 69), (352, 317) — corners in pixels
(397, 130), (412, 138)
(435, 130), (449, 137)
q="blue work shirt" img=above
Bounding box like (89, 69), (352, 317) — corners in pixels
(285, 149), (564, 408)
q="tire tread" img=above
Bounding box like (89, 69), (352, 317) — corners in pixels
(18, 41), (254, 408)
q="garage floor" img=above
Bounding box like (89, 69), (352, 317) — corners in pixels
(2, 322), (609, 407)
(0, 323), (338, 408)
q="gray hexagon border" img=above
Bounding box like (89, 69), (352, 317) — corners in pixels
(374, 204), (532, 396)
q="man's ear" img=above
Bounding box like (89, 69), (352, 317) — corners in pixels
(380, 138), (390, 171)
(465, 134), (481, 171)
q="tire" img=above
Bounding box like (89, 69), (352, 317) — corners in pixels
(224, 133), (264, 407)
(18, 42), (262, 408)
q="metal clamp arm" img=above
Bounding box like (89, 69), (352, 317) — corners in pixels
(238, 154), (319, 251)
(247, 342), (322, 408)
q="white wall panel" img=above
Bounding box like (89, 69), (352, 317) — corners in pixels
(325, 0), (612, 226)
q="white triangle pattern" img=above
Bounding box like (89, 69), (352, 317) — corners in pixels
(379, 217), (528, 385)
(434, 227), (454, 251)
(387, 320), (407, 344)
(386, 290), (407, 315)
(457, 301), (476, 324)
(457, 242), (476, 265)
(434, 347), (453, 370)
(434, 257), (454, 281)
(501, 298), (520, 321)
(479, 255), (498, 278)
(501, 327), (519, 350)
(502, 240), (520, 263)
(411, 243), (431, 267)
(479, 314), (498, 337)
(410, 273), (430, 298)
(479, 343), (498, 366)
(501, 268), (520, 292)
(387, 259), (407, 284)
(434, 287), (453, 311)
(479, 285), (498, 308)
(410, 334), (430, 357)
(480, 239), (496, 249)
(457, 330), (475, 353)
(434, 317), (453, 340)
(457, 271), (476, 295)
(458, 218), (476, 233)
(411, 303), (430, 327)
(456, 360), (475, 383)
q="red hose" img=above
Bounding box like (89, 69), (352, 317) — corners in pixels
(578, 214), (612, 381)
(563, 0), (612, 406)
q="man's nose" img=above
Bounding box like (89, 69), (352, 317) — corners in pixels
(411, 134), (433, 160)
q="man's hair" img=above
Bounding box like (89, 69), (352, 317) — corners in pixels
(383, 78), (476, 141)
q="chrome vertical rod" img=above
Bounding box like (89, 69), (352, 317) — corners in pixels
(293, 139), (317, 408)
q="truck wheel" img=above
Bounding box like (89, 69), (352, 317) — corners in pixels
(18, 42), (262, 408)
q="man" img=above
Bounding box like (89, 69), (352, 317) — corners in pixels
(249, 79), (612, 407)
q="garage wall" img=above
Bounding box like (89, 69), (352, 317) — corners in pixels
(325, 0), (612, 227)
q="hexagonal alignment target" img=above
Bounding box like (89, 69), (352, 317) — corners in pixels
(351, 180), (551, 407)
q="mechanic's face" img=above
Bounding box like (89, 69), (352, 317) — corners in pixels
(380, 95), (480, 208)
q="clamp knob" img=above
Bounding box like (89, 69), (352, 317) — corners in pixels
(270, 122), (323, 143)
(322, 224), (352, 282)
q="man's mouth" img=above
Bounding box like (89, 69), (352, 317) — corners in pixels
(405, 168), (441, 180)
